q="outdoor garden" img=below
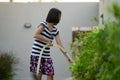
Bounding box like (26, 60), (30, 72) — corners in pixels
(0, 2), (120, 80)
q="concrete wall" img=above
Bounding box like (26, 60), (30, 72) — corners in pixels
(99, 0), (120, 26)
(0, 3), (99, 80)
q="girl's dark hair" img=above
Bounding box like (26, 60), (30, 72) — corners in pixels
(46, 8), (61, 25)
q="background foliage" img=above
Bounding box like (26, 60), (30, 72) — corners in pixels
(70, 3), (120, 80)
(0, 52), (18, 80)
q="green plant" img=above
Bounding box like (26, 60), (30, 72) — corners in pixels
(70, 30), (99, 80)
(0, 52), (18, 80)
(91, 17), (99, 24)
(70, 2), (120, 80)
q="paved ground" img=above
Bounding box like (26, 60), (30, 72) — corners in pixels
(65, 77), (73, 80)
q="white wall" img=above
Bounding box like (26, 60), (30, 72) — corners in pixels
(99, 0), (120, 26)
(0, 3), (99, 80)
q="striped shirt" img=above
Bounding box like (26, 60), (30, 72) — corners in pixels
(31, 22), (59, 58)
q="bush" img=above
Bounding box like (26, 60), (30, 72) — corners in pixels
(0, 52), (18, 80)
(70, 3), (120, 80)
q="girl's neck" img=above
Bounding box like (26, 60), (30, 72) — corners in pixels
(47, 22), (54, 31)
(47, 23), (54, 27)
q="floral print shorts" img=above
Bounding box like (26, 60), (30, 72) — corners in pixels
(30, 55), (54, 76)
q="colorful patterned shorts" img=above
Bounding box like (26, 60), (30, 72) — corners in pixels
(30, 55), (54, 76)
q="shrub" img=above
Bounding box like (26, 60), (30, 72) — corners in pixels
(70, 3), (120, 80)
(0, 52), (18, 80)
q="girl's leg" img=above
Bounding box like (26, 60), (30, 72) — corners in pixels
(47, 75), (53, 80)
(37, 74), (42, 80)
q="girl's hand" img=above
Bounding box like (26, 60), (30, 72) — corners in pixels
(47, 41), (53, 46)
(67, 58), (72, 63)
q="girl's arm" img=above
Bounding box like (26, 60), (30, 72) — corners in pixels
(33, 25), (52, 46)
(55, 34), (72, 63)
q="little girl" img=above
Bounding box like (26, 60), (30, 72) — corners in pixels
(30, 8), (71, 80)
